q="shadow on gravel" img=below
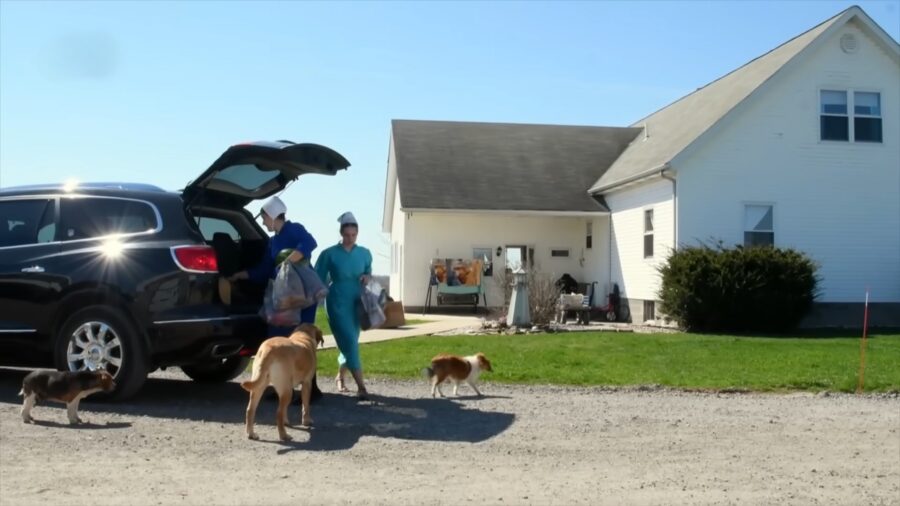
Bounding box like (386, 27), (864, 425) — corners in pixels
(0, 368), (515, 451)
(27, 420), (133, 430)
(270, 392), (515, 453)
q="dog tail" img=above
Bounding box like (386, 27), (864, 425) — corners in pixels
(240, 352), (274, 392)
(421, 366), (435, 379)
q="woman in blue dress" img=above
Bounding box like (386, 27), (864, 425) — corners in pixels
(315, 212), (372, 399)
(230, 195), (323, 400)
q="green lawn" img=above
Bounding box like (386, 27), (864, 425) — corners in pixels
(314, 330), (900, 393)
(312, 306), (427, 336)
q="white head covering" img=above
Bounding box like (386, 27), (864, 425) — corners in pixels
(338, 212), (357, 226)
(260, 196), (287, 218)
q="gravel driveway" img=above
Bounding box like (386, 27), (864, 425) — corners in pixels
(0, 367), (897, 506)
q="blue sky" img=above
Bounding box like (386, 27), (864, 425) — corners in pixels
(1, 0), (898, 274)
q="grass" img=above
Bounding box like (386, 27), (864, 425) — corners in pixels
(314, 330), (900, 393)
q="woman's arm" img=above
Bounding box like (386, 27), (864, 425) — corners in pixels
(286, 222), (317, 262)
(314, 249), (331, 285)
(360, 248), (373, 284)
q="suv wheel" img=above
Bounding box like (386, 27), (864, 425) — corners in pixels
(55, 306), (149, 400)
(181, 356), (250, 383)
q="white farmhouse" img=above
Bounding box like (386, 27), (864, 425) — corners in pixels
(382, 6), (900, 327)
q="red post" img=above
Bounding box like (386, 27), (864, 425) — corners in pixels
(856, 290), (870, 394)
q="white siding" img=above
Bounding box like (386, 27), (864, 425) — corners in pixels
(400, 212), (604, 307)
(677, 20), (900, 303)
(606, 178), (675, 301)
(389, 181), (405, 300)
(582, 217), (612, 302)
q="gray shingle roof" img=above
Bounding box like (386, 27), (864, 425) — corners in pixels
(391, 120), (640, 213)
(587, 7), (850, 193)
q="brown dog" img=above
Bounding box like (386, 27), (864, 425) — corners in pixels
(240, 323), (324, 441)
(20, 369), (116, 425)
(422, 352), (492, 398)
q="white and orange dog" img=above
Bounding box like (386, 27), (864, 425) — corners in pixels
(240, 323), (323, 441)
(422, 352), (493, 398)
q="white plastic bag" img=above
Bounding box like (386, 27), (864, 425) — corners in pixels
(358, 279), (387, 330)
(271, 261), (328, 311)
(261, 281), (302, 326)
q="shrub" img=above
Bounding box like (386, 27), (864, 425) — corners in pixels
(658, 242), (819, 332)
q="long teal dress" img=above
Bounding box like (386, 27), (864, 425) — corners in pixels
(314, 242), (373, 371)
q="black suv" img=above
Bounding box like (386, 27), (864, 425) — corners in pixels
(0, 140), (350, 399)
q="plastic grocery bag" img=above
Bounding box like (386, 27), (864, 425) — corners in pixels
(260, 281), (302, 327)
(271, 261), (328, 311)
(357, 279), (387, 331)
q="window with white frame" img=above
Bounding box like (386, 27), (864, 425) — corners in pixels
(820, 90), (882, 143)
(585, 220), (593, 249)
(744, 204), (774, 247)
(854, 91), (882, 142)
(643, 209), (654, 258)
(550, 248), (570, 258)
(643, 300), (656, 322)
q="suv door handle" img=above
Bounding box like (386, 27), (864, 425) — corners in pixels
(21, 266), (45, 273)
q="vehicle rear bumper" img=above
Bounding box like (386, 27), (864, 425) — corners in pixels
(148, 313), (267, 366)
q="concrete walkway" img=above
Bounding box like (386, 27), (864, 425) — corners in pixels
(320, 313), (481, 350)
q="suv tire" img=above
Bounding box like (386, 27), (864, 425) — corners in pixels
(54, 306), (149, 400)
(181, 356), (250, 383)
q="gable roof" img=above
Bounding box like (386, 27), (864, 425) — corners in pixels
(391, 119), (641, 213)
(588, 5), (900, 194)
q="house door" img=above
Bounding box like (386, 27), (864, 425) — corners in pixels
(505, 245), (534, 271)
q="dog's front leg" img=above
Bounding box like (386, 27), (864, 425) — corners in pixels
(468, 380), (483, 397)
(21, 394), (36, 423)
(299, 380), (313, 428)
(275, 386), (293, 442)
(66, 398), (83, 425)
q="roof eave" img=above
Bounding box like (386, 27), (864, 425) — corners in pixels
(588, 163), (672, 195)
(400, 207), (610, 216)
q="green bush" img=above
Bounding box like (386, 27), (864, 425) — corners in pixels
(658, 243), (819, 332)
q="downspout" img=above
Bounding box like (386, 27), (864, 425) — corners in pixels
(660, 169), (677, 251)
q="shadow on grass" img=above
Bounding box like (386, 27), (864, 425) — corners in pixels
(686, 327), (900, 340)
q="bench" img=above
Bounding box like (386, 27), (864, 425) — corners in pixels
(424, 258), (487, 314)
(555, 282), (595, 324)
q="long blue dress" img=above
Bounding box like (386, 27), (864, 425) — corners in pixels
(314, 242), (372, 371)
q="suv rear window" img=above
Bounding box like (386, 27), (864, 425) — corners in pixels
(0, 199), (55, 247)
(60, 197), (159, 240)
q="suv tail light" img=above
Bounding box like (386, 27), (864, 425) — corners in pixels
(170, 246), (218, 273)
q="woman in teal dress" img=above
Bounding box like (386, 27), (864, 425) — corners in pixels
(315, 212), (372, 399)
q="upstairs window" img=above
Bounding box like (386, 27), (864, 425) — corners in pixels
(820, 90), (882, 143)
(820, 90), (848, 141)
(853, 91), (882, 142)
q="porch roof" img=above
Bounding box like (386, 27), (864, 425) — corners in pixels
(391, 120), (641, 213)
